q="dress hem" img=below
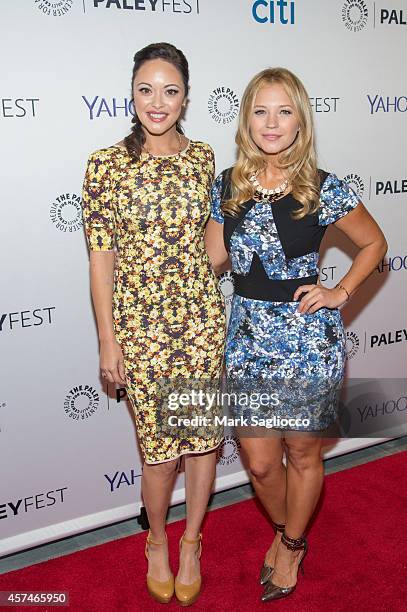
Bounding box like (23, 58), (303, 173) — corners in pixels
(143, 438), (224, 465)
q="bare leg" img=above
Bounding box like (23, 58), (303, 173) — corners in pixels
(271, 434), (323, 588)
(239, 435), (286, 566)
(142, 459), (179, 581)
(177, 450), (217, 585)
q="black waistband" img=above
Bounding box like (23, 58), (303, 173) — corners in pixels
(233, 273), (319, 302)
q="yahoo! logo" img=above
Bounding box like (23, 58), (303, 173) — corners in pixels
(104, 469), (141, 492)
(252, 0), (295, 24)
(82, 96), (135, 120)
(368, 95), (407, 114)
(377, 256), (407, 273)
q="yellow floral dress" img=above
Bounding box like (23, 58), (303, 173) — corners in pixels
(82, 140), (226, 464)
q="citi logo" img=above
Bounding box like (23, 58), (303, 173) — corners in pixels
(252, 0), (295, 24)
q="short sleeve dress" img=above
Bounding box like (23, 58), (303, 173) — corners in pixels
(82, 140), (226, 463)
(211, 170), (360, 431)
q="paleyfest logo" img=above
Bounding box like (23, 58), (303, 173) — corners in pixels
(208, 87), (239, 125)
(342, 0), (368, 32)
(34, 0), (73, 16)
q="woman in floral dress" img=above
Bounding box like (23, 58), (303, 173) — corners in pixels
(82, 43), (225, 606)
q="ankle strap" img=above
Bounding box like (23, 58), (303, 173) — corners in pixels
(181, 532), (202, 545)
(146, 530), (168, 546)
(271, 520), (285, 533)
(281, 532), (306, 551)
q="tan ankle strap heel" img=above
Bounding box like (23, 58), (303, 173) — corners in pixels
(175, 532), (203, 605)
(145, 530), (174, 604)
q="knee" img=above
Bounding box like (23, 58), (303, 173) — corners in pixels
(249, 459), (282, 481)
(286, 446), (321, 473)
(146, 459), (178, 477)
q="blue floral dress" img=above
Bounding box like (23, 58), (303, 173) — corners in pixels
(211, 170), (360, 431)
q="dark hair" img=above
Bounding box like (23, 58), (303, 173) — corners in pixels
(124, 42), (189, 160)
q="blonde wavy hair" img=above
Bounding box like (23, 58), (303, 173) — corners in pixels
(223, 68), (320, 219)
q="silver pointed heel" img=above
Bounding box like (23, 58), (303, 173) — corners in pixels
(261, 532), (308, 603)
(259, 521), (285, 585)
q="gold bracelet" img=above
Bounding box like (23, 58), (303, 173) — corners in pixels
(336, 283), (350, 301)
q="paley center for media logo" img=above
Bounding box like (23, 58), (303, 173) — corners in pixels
(342, 1), (407, 31)
(344, 173), (365, 199)
(50, 193), (83, 232)
(208, 87), (239, 125)
(342, 0), (368, 32)
(217, 435), (241, 466)
(345, 326), (407, 356)
(64, 385), (100, 420)
(252, 1), (295, 24)
(345, 331), (360, 360)
(34, 0), (73, 16)
(344, 171), (406, 200)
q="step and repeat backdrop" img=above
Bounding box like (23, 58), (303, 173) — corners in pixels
(1, 0), (406, 555)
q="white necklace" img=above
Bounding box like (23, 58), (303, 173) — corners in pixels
(249, 170), (289, 203)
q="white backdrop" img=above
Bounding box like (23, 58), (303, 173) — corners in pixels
(1, 0), (406, 556)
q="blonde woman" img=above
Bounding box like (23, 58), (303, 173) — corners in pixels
(204, 68), (386, 602)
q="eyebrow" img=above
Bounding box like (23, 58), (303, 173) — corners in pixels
(136, 81), (181, 88)
(254, 104), (294, 108)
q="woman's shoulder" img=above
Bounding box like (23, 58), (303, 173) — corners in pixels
(317, 169), (350, 191)
(86, 143), (129, 164)
(188, 139), (215, 157)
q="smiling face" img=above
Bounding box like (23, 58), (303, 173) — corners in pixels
(249, 82), (300, 157)
(133, 58), (186, 136)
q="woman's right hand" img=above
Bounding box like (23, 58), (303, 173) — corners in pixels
(99, 338), (127, 385)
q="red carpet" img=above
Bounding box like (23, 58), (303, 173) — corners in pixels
(1, 451), (406, 611)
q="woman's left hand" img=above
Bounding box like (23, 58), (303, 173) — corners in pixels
(293, 284), (348, 314)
